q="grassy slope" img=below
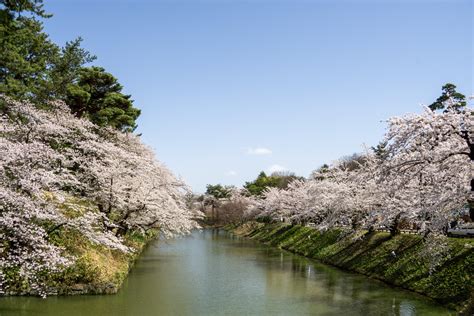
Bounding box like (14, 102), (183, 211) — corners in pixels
(47, 195), (157, 295)
(230, 222), (474, 314)
(48, 228), (155, 295)
(4, 194), (156, 296)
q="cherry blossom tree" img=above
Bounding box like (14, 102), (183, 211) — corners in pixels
(380, 105), (472, 233)
(246, 102), (472, 237)
(0, 95), (200, 296)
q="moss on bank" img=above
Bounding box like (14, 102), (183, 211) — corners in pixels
(2, 192), (160, 297)
(3, 193), (158, 297)
(229, 222), (474, 314)
(47, 228), (157, 295)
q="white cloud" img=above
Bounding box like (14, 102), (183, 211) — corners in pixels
(267, 164), (288, 174)
(226, 170), (237, 176)
(247, 147), (272, 155)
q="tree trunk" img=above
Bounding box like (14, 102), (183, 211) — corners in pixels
(367, 225), (375, 235)
(470, 178), (474, 221)
(390, 214), (402, 237)
(462, 126), (473, 221)
(470, 139), (474, 221)
(351, 213), (362, 231)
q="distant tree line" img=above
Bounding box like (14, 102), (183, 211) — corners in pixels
(200, 171), (304, 225)
(244, 171), (304, 196)
(202, 84), (472, 231)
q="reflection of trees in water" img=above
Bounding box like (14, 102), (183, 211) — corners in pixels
(232, 239), (416, 314)
(199, 230), (435, 315)
(210, 228), (220, 240)
(1, 230), (443, 315)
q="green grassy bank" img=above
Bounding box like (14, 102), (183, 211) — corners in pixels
(5, 227), (156, 296)
(3, 195), (158, 297)
(51, 228), (156, 295)
(229, 222), (474, 314)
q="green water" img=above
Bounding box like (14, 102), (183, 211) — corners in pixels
(0, 229), (453, 315)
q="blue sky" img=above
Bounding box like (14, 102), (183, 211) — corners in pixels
(43, 0), (472, 192)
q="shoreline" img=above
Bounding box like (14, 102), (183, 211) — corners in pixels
(1, 229), (158, 297)
(227, 221), (474, 315)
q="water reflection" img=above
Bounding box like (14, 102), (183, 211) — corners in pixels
(0, 229), (453, 316)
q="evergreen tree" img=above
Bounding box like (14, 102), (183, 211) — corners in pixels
(429, 83), (466, 112)
(46, 38), (96, 100)
(205, 184), (233, 199)
(244, 171), (301, 196)
(66, 67), (141, 132)
(372, 141), (389, 161)
(0, 2), (58, 99)
(0, 0), (94, 102)
(0, 1), (139, 131)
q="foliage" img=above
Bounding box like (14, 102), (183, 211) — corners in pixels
(47, 38), (96, 100)
(429, 83), (466, 112)
(205, 184), (233, 199)
(371, 141), (389, 161)
(244, 171), (302, 196)
(66, 67), (140, 132)
(0, 6), (58, 99)
(0, 0), (139, 131)
(0, 0), (50, 18)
